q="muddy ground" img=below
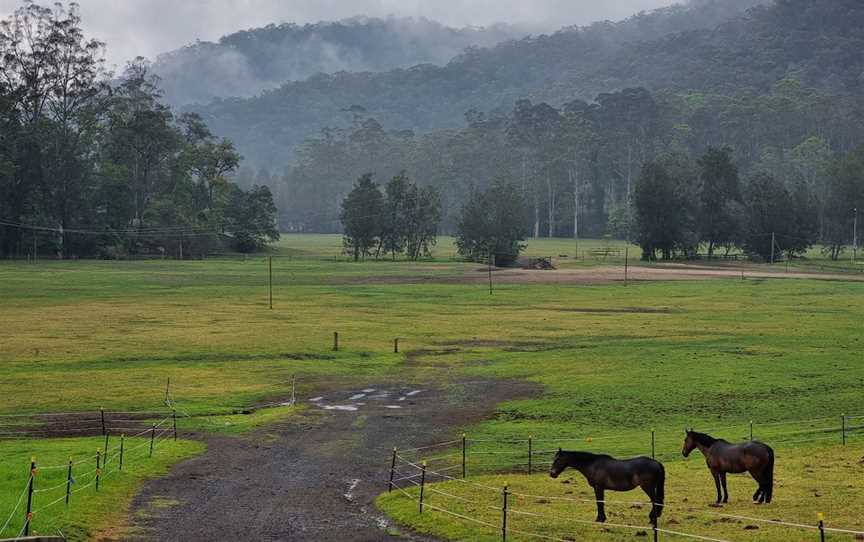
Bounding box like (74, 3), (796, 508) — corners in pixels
(116, 379), (540, 542)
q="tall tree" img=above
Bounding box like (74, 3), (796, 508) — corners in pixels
(634, 158), (694, 260)
(696, 147), (743, 256)
(340, 173), (383, 261)
(456, 180), (529, 265)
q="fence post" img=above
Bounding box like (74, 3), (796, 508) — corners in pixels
(333, 331), (339, 351)
(502, 483), (509, 542)
(750, 420), (754, 441)
(462, 433), (467, 479)
(418, 461), (427, 514)
(173, 409), (178, 441)
(119, 434), (125, 471)
(291, 374), (296, 405)
(103, 432), (110, 467)
(24, 457), (35, 536)
(65, 457), (73, 505)
(165, 377), (170, 403)
(528, 436), (533, 475)
(149, 424), (156, 458)
(388, 447), (397, 492)
(841, 414), (846, 445)
(95, 449), (102, 491)
(818, 513), (825, 542)
(100, 407), (106, 436)
(651, 429), (656, 459)
(394, 338), (399, 354)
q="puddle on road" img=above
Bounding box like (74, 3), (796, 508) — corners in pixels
(309, 388), (423, 413)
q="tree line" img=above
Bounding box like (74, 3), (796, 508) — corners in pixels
(266, 79), (862, 261)
(0, 2), (278, 259)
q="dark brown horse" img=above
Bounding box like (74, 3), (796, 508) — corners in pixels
(682, 430), (774, 504)
(549, 450), (665, 525)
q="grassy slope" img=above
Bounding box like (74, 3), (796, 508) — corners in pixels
(1, 235), (862, 540)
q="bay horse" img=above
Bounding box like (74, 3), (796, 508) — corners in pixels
(682, 430), (774, 504)
(549, 449), (665, 525)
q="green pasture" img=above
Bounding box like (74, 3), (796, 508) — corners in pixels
(0, 235), (862, 540)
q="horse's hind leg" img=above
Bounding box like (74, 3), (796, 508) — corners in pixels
(752, 486), (763, 503)
(641, 484), (658, 525)
(720, 473), (729, 503)
(749, 470), (766, 504)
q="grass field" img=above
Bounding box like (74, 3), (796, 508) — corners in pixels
(1, 235), (862, 540)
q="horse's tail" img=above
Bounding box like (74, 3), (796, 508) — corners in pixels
(765, 446), (775, 503)
(655, 463), (665, 518)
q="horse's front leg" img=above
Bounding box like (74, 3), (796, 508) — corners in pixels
(711, 471), (722, 504)
(720, 472), (729, 503)
(593, 486), (607, 523)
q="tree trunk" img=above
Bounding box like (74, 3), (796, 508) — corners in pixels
(533, 193), (540, 239)
(547, 171), (554, 238)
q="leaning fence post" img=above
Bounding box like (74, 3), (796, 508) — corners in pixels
(149, 424), (156, 458)
(818, 513), (825, 542)
(333, 331), (339, 351)
(527, 436), (533, 475)
(502, 483), (509, 542)
(119, 434), (125, 471)
(461, 433), (467, 479)
(24, 457), (35, 536)
(100, 407), (106, 436)
(841, 414), (846, 445)
(103, 432), (110, 466)
(418, 461), (427, 514)
(388, 447), (397, 493)
(651, 429), (656, 459)
(95, 449), (102, 491)
(65, 457), (73, 505)
(173, 409), (178, 441)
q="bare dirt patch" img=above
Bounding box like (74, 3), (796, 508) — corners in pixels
(117, 378), (541, 542)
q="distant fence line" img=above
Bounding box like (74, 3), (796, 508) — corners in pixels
(386, 413), (864, 542)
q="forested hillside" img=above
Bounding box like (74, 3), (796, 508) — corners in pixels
(192, 0), (769, 168)
(152, 17), (526, 106)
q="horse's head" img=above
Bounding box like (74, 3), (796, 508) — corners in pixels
(549, 448), (567, 478)
(682, 429), (696, 457)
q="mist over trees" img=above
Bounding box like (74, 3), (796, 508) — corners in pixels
(152, 17), (529, 106)
(0, 3), (277, 259)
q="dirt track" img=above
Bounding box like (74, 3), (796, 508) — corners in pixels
(118, 379), (539, 542)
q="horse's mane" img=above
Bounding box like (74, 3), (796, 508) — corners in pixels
(690, 431), (724, 446)
(560, 450), (606, 462)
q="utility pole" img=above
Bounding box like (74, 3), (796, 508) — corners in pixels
(770, 232), (776, 265)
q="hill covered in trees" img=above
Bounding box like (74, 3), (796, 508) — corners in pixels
(152, 17), (528, 106)
(191, 0), (777, 167)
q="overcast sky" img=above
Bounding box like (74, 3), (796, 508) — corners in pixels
(0, 0), (679, 69)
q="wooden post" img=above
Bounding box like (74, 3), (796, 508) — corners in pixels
(24, 457), (35, 536)
(527, 436), (533, 475)
(100, 407), (106, 436)
(95, 450), (101, 491)
(103, 432), (110, 466)
(750, 420), (753, 441)
(418, 461), (427, 513)
(65, 457), (72, 505)
(165, 377), (170, 403)
(149, 424), (156, 458)
(502, 484), (509, 542)
(268, 256), (273, 310)
(333, 331), (339, 351)
(649, 429), (655, 459)
(462, 433), (467, 479)
(394, 338), (399, 354)
(173, 409), (177, 441)
(119, 434), (125, 471)
(488, 251), (493, 296)
(388, 448), (397, 492)
(818, 513), (825, 542)
(841, 414), (846, 445)
(624, 247), (629, 285)
(291, 375), (296, 405)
